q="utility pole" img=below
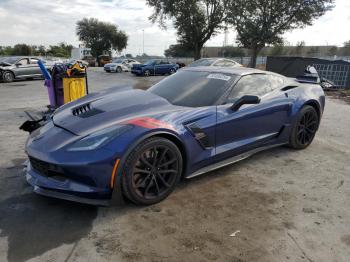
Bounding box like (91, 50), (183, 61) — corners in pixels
(142, 29), (145, 55)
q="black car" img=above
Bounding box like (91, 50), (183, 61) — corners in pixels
(0, 56), (53, 83)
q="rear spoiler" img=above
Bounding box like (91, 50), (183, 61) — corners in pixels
(295, 75), (320, 84)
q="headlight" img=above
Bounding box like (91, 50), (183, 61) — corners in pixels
(66, 125), (132, 151)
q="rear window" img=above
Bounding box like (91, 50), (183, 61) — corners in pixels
(148, 70), (237, 107)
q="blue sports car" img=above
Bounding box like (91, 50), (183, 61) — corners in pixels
(131, 59), (179, 76)
(24, 67), (325, 205)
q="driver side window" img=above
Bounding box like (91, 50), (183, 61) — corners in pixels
(17, 58), (29, 65)
(229, 74), (272, 100)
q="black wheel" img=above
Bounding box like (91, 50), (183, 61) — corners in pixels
(144, 70), (151, 77)
(289, 105), (319, 149)
(169, 68), (176, 75)
(3, 71), (14, 83)
(117, 66), (123, 73)
(121, 137), (183, 205)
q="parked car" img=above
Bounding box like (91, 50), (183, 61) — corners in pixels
(23, 66), (325, 206)
(0, 56), (53, 83)
(188, 58), (242, 68)
(131, 59), (179, 76)
(97, 55), (111, 67)
(104, 58), (140, 73)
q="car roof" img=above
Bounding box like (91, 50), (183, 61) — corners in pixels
(181, 66), (268, 76)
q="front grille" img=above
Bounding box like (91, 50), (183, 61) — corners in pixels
(29, 157), (64, 180)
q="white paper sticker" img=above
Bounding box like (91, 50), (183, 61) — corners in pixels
(207, 73), (231, 81)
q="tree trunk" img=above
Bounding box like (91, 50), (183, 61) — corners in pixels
(193, 43), (202, 60)
(249, 47), (261, 68)
(249, 48), (258, 68)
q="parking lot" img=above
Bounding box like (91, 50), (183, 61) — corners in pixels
(0, 67), (349, 262)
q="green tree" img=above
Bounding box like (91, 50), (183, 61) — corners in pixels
(76, 18), (128, 61)
(164, 44), (194, 57)
(307, 46), (320, 57)
(147, 0), (229, 60)
(343, 40), (350, 56)
(227, 0), (334, 67)
(291, 41), (305, 56)
(12, 44), (32, 55)
(0, 46), (14, 56)
(270, 43), (285, 56)
(327, 46), (337, 56)
(47, 42), (73, 57)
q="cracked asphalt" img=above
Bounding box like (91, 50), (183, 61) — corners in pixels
(0, 68), (349, 262)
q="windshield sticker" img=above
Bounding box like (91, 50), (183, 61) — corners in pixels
(207, 74), (231, 81)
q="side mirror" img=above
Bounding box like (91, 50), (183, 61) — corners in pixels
(230, 95), (260, 111)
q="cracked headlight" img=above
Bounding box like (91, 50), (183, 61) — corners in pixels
(67, 125), (132, 151)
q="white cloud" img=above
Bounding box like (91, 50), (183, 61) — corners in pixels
(0, 0), (349, 56)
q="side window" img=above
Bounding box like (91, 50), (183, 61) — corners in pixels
(224, 60), (237, 67)
(213, 60), (226, 67)
(267, 75), (284, 90)
(160, 60), (169, 64)
(17, 58), (29, 65)
(30, 58), (39, 64)
(229, 74), (272, 99)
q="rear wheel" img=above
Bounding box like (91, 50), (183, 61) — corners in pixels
(122, 137), (183, 205)
(144, 70), (151, 77)
(2, 71), (14, 83)
(289, 105), (319, 149)
(169, 68), (176, 74)
(117, 66), (123, 73)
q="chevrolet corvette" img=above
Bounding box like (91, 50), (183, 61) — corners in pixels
(24, 66), (325, 205)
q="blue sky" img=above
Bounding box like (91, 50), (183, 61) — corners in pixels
(0, 0), (349, 56)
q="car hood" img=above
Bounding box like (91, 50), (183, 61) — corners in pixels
(52, 89), (186, 136)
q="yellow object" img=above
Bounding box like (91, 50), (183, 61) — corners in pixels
(66, 62), (86, 77)
(63, 77), (86, 103)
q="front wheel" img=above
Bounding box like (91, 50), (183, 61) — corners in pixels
(144, 70), (151, 77)
(121, 137), (183, 205)
(117, 66), (123, 73)
(289, 105), (319, 149)
(2, 71), (14, 83)
(169, 68), (176, 75)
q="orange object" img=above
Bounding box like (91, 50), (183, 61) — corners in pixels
(110, 159), (120, 188)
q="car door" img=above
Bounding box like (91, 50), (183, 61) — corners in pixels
(29, 58), (42, 76)
(155, 60), (168, 75)
(14, 58), (31, 77)
(215, 73), (293, 160)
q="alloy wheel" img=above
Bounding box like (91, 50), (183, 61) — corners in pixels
(131, 145), (179, 200)
(296, 110), (318, 146)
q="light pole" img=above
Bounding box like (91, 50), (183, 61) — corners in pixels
(142, 29), (145, 56)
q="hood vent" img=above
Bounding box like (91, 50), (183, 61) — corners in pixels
(72, 103), (104, 118)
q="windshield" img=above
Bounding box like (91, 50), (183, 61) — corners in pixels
(148, 70), (237, 107)
(0, 57), (19, 64)
(112, 59), (123, 63)
(188, 58), (216, 67)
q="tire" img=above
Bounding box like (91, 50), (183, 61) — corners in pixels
(144, 70), (151, 77)
(117, 66), (123, 73)
(2, 71), (14, 83)
(121, 137), (183, 205)
(289, 105), (319, 149)
(169, 68), (176, 75)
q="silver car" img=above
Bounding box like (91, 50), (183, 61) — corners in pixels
(0, 56), (53, 83)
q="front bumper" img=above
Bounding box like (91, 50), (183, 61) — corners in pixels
(131, 69), (142, 75)
(104, 67), (116, 72)
(25, 158), (112, 206)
